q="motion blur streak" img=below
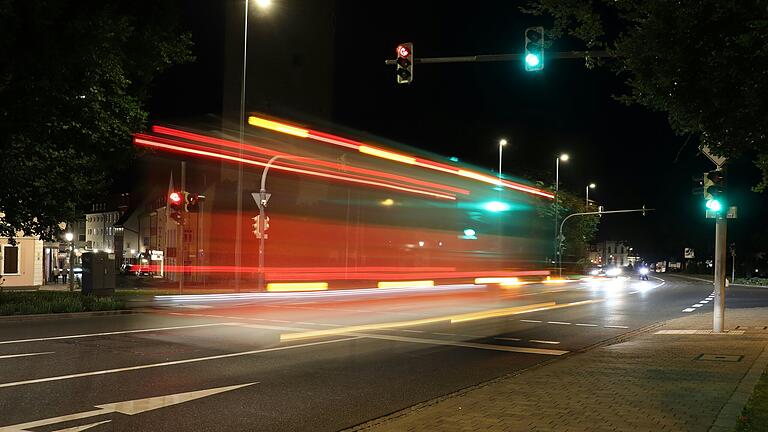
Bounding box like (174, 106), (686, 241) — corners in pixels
(133, 137), (457, 200)
(155, 284), (484, 303)
(150, 127), (470, 195)
(474, 277), (519, 285)
(266, 282), (329, 292)
(246, 115), (554, 200)
(377, 280), (434, 288)
(448, 302), (555, 323)
(247, 116), (309, 138)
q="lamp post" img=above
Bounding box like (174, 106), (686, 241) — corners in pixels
(554, 154), (569, 269)
(236, 0), (271, 292)
(64, 232), (74, 292)
(586, 183), (596, 207)
(498, 139), (507, 179)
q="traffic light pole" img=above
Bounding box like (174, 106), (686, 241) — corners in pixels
(713, 217), (727, 332)
(557, 207), (653, 277)
(384, 50), (611, 66)
(179, 161), (186, 295)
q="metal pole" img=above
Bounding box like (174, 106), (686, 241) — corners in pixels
(257, 156), (282, 291)
(235, 0), (250, 294)
(68, 242), (74, 291)
(179, 161), (186, 294)
(554, 157), (559, 269)
(498, 144), (503, 179)
(713, 217), (727, 332)
(732, 251), (736, 283)
(585, 185), (589, 207)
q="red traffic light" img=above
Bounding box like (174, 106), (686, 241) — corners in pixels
(397, 44), (410, 58)
(169, 192), (182, 203)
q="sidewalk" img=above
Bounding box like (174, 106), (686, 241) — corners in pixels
(353, 308), (768, 432)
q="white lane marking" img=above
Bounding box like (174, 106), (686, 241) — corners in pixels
(547, 321), (571, 325)
(628, 290), (639, 294)
(604, 325), (629, 329)
(494, 337), (521, 342)
(692, 304), (704, 308)
(701, 300), (710, 303)
(355, 333), (568, 356)
(519, 319), (542, 323)
(0, 352), (54, 360)
(0, 337), (359, 389)
(574, 323), (598, 327)
(400, 329), (424, 334)
(682, 308), (696, 312)
(656, 330), (745, 335)
(457, 335), (485, 339)
(0, 383), (257, 432)
(50, 420), (112, 432)
(0, 323), (239, 346)
(528, 339), (561, 345)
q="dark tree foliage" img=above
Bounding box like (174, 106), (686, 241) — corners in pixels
(0, 0), (193, 241)
(537, 184), (600, 264)
(525, 0), (768, 190)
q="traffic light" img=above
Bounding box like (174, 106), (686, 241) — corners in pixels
(524, 26), (544, 71)
(252, 215), (271, 238)
(168, 191), (184, 224)
(703, 169), (726, 212)
(396, 43), (413, 84)
(184, 192), (201, 212)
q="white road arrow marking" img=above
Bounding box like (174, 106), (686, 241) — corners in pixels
(50, 420), (112, 432)
(0, 382), (257, 432)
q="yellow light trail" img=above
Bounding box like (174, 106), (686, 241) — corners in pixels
(377, 280), (434, 289)
(248, 116), (309, 138)
(266, 282), (329, 292)
(359, 145), (416, 164)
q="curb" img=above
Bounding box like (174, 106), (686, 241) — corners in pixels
(669, 274), (768, 288)
(0, 310), (139, 322)
(343, 320), (667, 431)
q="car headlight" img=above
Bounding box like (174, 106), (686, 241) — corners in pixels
(590, 269), (599, 275)
(606, 268), (622, 277)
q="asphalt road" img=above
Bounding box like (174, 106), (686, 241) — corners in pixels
(0, 274), (764, 431)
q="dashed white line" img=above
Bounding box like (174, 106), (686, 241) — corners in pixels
(682, 308), (696, 312)
(692, 304), (705, 308)
(574, 323), (598, 327)
(547, 321), (571, 325)
(0, 352), (54, 360)
(494, 337), (521, 342)
(519, 319), (542, 323)
(529, 339), (561, 345)
(604, 325), (629, 329)
(433, 332), (455, 337)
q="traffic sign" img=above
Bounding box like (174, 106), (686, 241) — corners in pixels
(251, 192), (272, 206)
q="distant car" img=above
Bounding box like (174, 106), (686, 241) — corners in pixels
(605, 267), (623, 278)
(589, 266), (607, 277)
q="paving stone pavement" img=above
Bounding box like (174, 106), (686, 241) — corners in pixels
(354, 308), (768, 432)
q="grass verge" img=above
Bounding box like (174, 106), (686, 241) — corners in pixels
(737, 365), (768, 431)
(0, 292), (126, 316)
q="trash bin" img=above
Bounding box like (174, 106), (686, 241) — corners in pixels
(81, 251), (116, 296)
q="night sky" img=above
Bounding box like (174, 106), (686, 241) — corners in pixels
(148, 0), (766, 263)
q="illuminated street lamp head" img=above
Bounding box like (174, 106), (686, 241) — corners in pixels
(254, 0), (272, 9)
(559, 154), (570, 162)
(589, 183), (596, 189)
(499, 139), (507, 146)
(64, 232), (74, 242)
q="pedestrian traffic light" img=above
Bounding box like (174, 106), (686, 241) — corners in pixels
(703, 169), (726, 212)
(524, 26), (544, 71)
(396, 43), (413, 84)
(168, 191), (184, 224)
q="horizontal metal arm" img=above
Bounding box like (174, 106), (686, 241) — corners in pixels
(384, 51), (612, 65)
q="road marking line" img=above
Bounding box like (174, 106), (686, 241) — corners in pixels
(457, 335), (485, 339)
(0, 323), (240, 346)
(0, 337), (359, 389)
(682, 308), (696, 312)
(354, 333), (568, 356)
(628, 290), (639, 294)
(604, 325), (629, 329)
(701, 300), (710, 303)
(400, 330), (424, 333)
(528, 339), (561, 345)
(547, 321), (571, 325)
(692, 304), (704, 308)
(574, 323), (598, 327)
(49, 419), (112, 431)
(0, 352), (54, 360)
(519, 319), (542, 323)
(494, 337), (521, 342)
(656, 330), (745, 335)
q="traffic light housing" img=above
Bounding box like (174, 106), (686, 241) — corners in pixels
(396, 43), (413, 84)
(168, 191), (184, 224)
(252, 215), (271, 238)
(703, 169), (726, 212)
(524, 26), (544, 71)
(184, 192), (201, 212)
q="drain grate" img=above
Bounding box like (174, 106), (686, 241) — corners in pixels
(695, 354), (743, 362)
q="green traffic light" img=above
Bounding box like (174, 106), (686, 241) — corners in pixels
(706, 199), (722, 212)
(483, 201), (511, 212)
(525, 53), (540, 67)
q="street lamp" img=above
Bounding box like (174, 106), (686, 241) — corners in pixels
(498, 139), (507, 179)
(554, 153), (569, 272)
(64, 232), (74, 292)
(586, 183), (596, 207)
(236, 0), (272, 293)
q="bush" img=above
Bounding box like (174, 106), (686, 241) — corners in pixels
(735, 277), (768, 287)
(0, 292), (126, 316)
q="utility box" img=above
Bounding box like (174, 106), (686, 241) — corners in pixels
(81, 251), (116, 296)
